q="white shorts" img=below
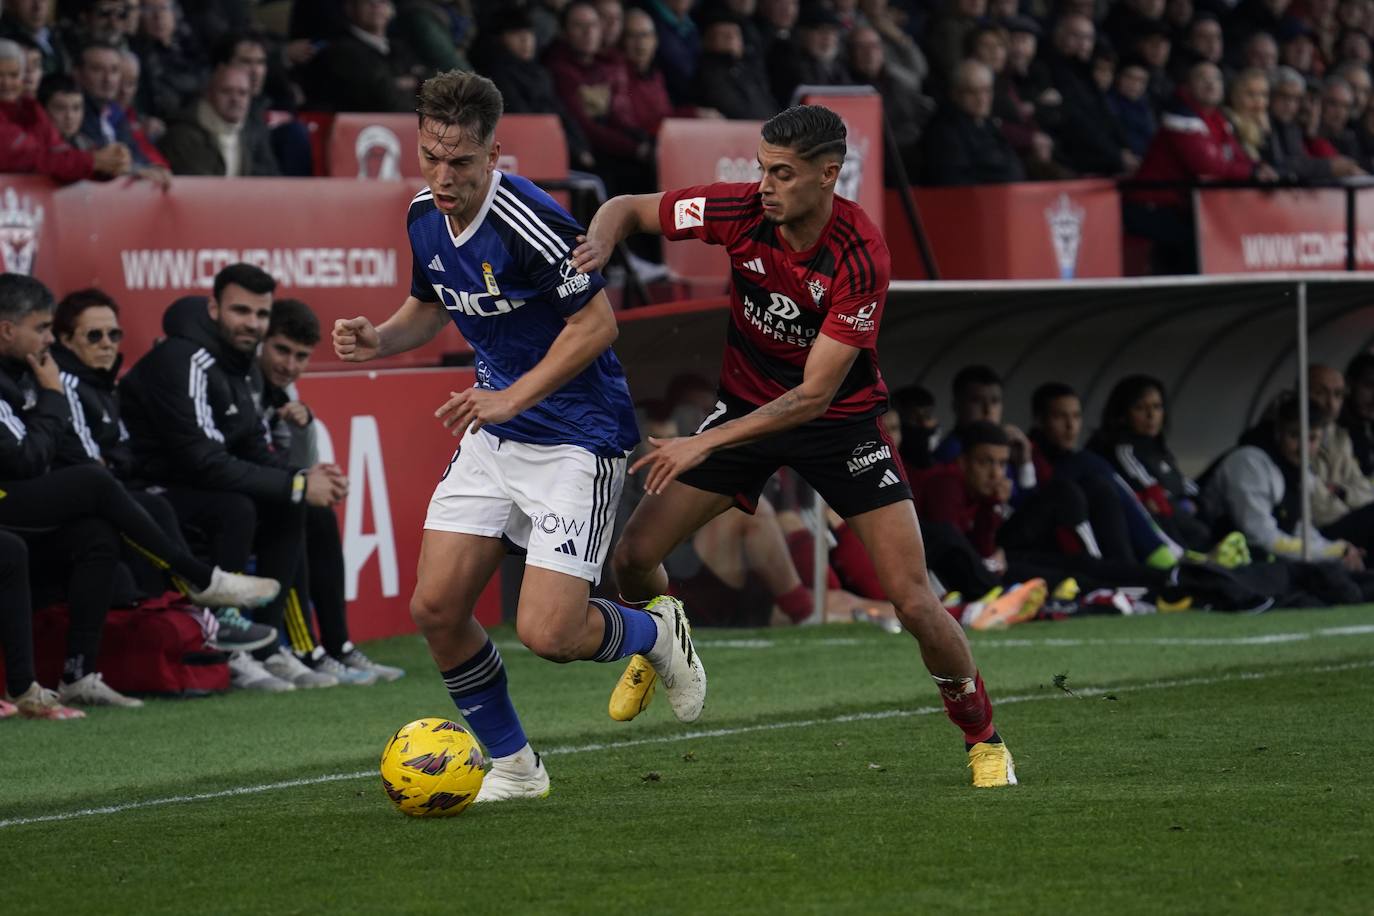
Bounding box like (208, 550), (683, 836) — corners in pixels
(424, 427), (626, 584)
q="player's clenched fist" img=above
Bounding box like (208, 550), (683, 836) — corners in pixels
(333, 316), (381, 362)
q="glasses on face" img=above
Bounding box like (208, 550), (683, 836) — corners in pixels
(84, 327), (123, 344)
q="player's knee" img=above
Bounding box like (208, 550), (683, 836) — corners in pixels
(515, 617), (580, 664)
(409, 592), (454, 635)
(892, 578), (944, 631)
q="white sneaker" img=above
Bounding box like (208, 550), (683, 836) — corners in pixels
(336, 641), (405, 682)
(308, 648), (377, 686)
(474, 744), (550, 803)
(228, 652), (294, 692)
(643, 595), (706, 722)
(262, 649), (338, 688)
(58, 672), (144, 708)
(187, 566), (281, 609)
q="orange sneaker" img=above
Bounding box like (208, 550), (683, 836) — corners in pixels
(969, 579), (1048, 631)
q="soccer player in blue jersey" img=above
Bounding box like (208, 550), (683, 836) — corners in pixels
(331, 71), (705, 802)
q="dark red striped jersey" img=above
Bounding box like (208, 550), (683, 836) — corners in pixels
(658, 182), (891, 422)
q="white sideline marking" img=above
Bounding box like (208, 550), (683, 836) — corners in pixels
(2, 658), (1371, 831)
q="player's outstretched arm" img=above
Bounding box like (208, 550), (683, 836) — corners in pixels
(569, 192), (665, 275)
(632, 335), (861, 495)
(435, 290), (619, 435)
(332, 296), (447, 363)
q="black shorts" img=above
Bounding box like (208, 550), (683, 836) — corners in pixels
(678, 393), (913, 519)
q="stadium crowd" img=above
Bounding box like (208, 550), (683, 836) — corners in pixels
(4, 0), (1374, 197)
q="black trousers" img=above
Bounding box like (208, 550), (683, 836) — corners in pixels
(1320, 502), (1374, 555)
(304, 504), (349, 655)
(0, 465), (217, 677)
(0, 529), (35, 696)
(163, 485), (305, 648)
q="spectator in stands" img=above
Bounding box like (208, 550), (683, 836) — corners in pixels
(478, 9), (595, 170)
(695, 10), (777, 120)
(1310, 362), (1374, 526)
(850, 23), (931, 181)
(926, 0), (987, 97)
(1266, 64), (1363, 175)
(39, 72), (91, 148)
(640, 0), (698, 105)
(545, 0), (652, 196)
(0, 529), (85, 719)
(1227, 65), (1271, 161)
(620, 8), (708, 140)
(1087, 374), (1213, 549)
(158, 63), (278, 176)
(1242, 30), (1280, 77)
(770, 5), (854, 105)
(1132, 20), (1176, 109)
(1128, 61), (1275, 272)
(1170, 11), (1225, 82)
(76, 39), (171, 185)
(394, 0), (474, 73)
(0, 39), (129, 181)
(117, 49), (171, 166)
(1202, 397), (1365, 565)
(1109, 58), (1158, 157)
(921, 59), (1026, 185)
(1045, 14), (1137, 176)
(250, 297), (404, 684)
(1103, 0), (1168, 55)
(208, 31), (311, 176)
(1092, 44), (1118, 94)
(48, 287), (276, 651)
(16, 40), (39, 98)
(304, 0), (424, 112)
(594, 0), (624, 54)
(1341, 351), (1374, 476)
(1003, 16), (1065, 135)
(1317, 73), (1366, 159)
(0, 274), (280, 707)
(0, 0), (69, 76)
(968, 23), (1064, 177)
(1279, 19), (1320, 76)
(120, 263), (349, 692)
(181, 0), (251, 47)
(857, 0), (930, 89)
(1336, 29), (1372, 65)
(62, 0), (131, 52)
(1332, 59), (1372, 120)
(131, 0), (204, 126)
(527, 0), (567, 52)
(1228, 0), (1296, 55)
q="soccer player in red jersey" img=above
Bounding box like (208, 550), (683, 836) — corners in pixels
(569, 105), (1016, 787)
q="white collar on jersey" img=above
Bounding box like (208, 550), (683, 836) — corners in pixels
(446, 170), (504, 248)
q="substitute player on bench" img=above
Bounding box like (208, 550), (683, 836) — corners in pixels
(332, 71), (705, 802)
(570, 105), (1016, 788)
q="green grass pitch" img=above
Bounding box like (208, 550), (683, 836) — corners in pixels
(2, 607), (1372, 915)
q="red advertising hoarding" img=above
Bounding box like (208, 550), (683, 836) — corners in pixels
(325, 112), (569, 184)
(296, 366), (503, 638)
(884, 180), (1123, 279)
(1195, 187), (1374, 272)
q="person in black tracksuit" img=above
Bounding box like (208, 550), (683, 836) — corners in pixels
(119, 264), (348, 690)
(1088, 374), (1214, 551)
(0, 274), (279, 708)
(49, 288), (276, 651)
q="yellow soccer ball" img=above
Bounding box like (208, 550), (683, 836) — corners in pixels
(380, 718), (487, 817)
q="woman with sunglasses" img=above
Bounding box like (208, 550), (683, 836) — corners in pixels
(49, 288), (277, 654)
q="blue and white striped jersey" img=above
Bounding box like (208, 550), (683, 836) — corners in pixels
(407, 170), (637, 457)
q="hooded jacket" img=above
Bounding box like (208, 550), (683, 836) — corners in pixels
(0, 354), (71, 481)
(120, 297), (300, 502)
(50, 342), (134, 479)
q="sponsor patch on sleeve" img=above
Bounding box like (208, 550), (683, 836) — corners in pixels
(673, 196), (706, 230)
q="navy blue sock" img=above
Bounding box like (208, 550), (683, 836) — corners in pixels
(589, 598), (659, 662)
(440, 639), (527, 758)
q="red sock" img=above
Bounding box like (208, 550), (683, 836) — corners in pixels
(776, 584), (813, 623)
(933, 673), (996, 745)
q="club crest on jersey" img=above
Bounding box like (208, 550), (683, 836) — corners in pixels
(482, 261), (501, 296)
(807, 278), (827, 305)
(556, 257), (591, 299)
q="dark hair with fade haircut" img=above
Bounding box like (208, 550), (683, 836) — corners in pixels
(213, 262), (277, 301)
(761, 105), (847, 162)
(952, 364), (1002, 401)
(0, 274), (55, 323)
(209, 30), (267, 69)
(38, 72), (81, 106)
(416, 70), (504, 146)
(54, 287), (119, 339)
(78, 38), (121, 65)
(961, 420), (1010, 450)
(267, 298), (320, 347)
(1031, 381), (1078, 420)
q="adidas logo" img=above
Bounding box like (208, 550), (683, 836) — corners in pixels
(555, 539), (578, 557)
(225, 403), (239, 416)
(428, 254), (444, 272)
(740, 256), (766, 274)
(877, 469), (901, 488)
